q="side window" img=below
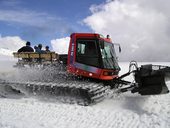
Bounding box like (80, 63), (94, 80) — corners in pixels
(76, 39), (100, 67)
(77, 43), (85, 54)
(77, 40), (97, 56)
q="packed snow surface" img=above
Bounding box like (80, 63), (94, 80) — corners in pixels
(0, 62), (170, 128)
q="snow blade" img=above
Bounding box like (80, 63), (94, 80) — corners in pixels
(132, 64), (170, 95)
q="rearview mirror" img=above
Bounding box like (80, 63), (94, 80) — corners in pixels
(119, 45), (121, 53)
(114, 43), (121, 53)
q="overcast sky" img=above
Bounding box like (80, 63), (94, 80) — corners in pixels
(0, 0), (170, 61)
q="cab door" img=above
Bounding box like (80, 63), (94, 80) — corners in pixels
(76, 39), (101, 68)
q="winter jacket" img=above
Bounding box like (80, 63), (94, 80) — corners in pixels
(18, 46), (34, 52)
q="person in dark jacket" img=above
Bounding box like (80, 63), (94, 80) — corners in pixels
(45, 46), (50, 52)
(35, 44), (46, 53)
(18, 41), (34, 52)
(34, 46), (38, 51)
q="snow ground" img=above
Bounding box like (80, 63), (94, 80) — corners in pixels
(0, 61), (170, 128)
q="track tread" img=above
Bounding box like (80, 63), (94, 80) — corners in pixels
(0, 79), (109, 106)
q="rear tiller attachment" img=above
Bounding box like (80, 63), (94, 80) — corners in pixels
(115, 62), (170, 95)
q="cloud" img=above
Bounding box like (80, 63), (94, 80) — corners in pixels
(0, 35), (25, 60)
(51, 37), (70, 54)
(83, 0), (170, 61)
(0, 35), (25, 51)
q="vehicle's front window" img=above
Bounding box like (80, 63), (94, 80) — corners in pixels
(100, 41), (119, 69)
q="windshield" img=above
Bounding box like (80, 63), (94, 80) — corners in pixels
(100, 41), (120, 70)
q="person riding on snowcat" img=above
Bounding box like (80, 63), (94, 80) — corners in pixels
(1, 33), (170, 105)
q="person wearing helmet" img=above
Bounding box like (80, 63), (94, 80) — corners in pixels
(34, 45), (38, 51)
(35, 44), (46, 53)
(45, 46), (50, 52)
(18, 41), (34, 52)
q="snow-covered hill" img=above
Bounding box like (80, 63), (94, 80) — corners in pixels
(0, 48), (14, 61)
(0, 62), (170, 128)
(0, 36), (25, 60)
(0, 48), (13, 56)
(0, 92), (169, 128)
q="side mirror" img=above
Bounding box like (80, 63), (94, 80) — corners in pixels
(114, 43), (121, 53)
(119, 45), (121, 53)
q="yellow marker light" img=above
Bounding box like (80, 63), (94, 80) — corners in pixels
(103, 71), (109, 76)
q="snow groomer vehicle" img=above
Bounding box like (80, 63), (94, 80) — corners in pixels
(1, 33), (170, 105)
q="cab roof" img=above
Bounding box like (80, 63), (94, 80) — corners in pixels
(70, 33), (112, 43)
